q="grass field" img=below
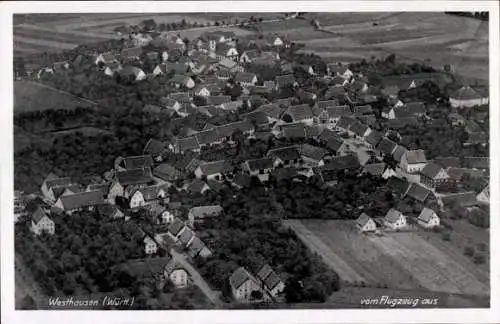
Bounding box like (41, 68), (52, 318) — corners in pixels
(284, 219), (489, 298)
(14, 81), (95, 114)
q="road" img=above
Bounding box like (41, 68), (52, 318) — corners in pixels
(170, 250), (224, 307)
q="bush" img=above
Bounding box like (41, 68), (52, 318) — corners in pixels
(473, 254), (486, 264)
(477, 242), (488, 252)
(464, 246), (475, 257)
(441, 232), (451, 241)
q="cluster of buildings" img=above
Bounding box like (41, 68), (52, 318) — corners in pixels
(229, 264), (285, 302)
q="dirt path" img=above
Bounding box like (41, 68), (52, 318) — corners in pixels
(170, 250), (224, 307)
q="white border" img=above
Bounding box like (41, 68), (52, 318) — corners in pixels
(1, 1), (499, 324)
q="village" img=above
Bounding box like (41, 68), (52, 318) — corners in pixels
(13, 15), (490, 309)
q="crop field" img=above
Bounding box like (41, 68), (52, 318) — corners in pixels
(284, 219), (489, 297)
(14, 81), (95, 114)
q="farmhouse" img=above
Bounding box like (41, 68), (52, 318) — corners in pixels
(256, 264), (285, 299)
(400, 149), (427, 173)
(167, 218), (187, 241)
(185, 179), (211, 195)
(143, 138), (166, 161)
(356, 213), (377, 232)
(327, 63), (353, 79)
(384, 209), (407, 230)
(449, 85), (489, 108)
(153, 163), (183, 182)
(188, 205), (224, 226)
(169, 74), (195, 89)
(31, 206), (55, 236)
(117, 66), (146, 81)
(116, 155), (154, 171)
(417, 207), (440, 228)
(234, 72), (258, 87)
(282, 104), (314, 125)
(243, 158), (274, 177)
(96, 204), (124, 219)
(41, 173), (78, 202)
(108, 168), (154, 202)
(144, 236), (158, 255)
(194, 160), (233, 181)
(54, 191), (105, 214)
(94, 52), (116, 65)
(267, 146), (301, 168)
(405, 183), (432, 203)
(187, 236), (213, 259)
(420, 163), (450, 188)
(229, 267), (266, 302)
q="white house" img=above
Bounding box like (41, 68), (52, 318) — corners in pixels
(229, 267), (267, 302)
(256, 264), (285, 299)
(477, 184), (489, 204)
(417, 207), (440, 228)
(381, 107), (396, 119)
(356, 213), (377, 232)
(31, 207), (55, 236)
(400, 149), (427, 174)
(144, 236), (158, 255)
(384, 209), (407, 230)
(449, 85), (489, 109)
(165, 259), (189, 288)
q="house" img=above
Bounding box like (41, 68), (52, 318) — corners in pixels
(392, 145), (408, 163)
(420, 163), (450, 188)
(94, 52), (116, 65)
(169, 74), (195, 89)
(229, 267), (266, 302)
(405, 183), (432, 203)
(267, 146), (301, 168)
(281, 123), (307, 139)
(104, 62), (122, 76)
(231, 172), (252, 190)
(356, 213), (377, 232)
(187, 236), (213, 259)
(335, 116), (357, 132)
(348, 121), (371, 138)
(381, 106), (396, 119)
(275, 74), (297, 89)
(194, 160), (232, 181)
(417, 208), (440, 228)
(153, 62), (189, 76)
(477, 184), (489, 204)
(120, 46), (143, 61)
(167, 218), (187, 241)
(294, 64), (315, 75)
(327, 63), (353, 79)
(243, 158), (274, 178)
(144, 236), (158, 255)
(386, 177), (410, 197)
(117, 65), (146, 81)
(153, 163), (183, 182)
(384, 209), (407, 230)
(108, 168), (154, 203)
(434, 157), (461, 169)
(362, 163), (388, 177)
(40, 173), (77, 202)
(353, 105), (373, 116)
(234, 72), (258, 87)
(376, 137), (397, 156)
(214, 43), (239, 60)
(128, 186), (164, 209)
(31, 206), (55, 235)
(463, 157), (489, 171)
(185, 179), (211, 195)
(165, 259), (189, 288)
(96, 204), (125, 219)
(178, 226), (195, 246)
(364, 131), (382, 149)
(217, 58), (244, 72)
(325, 105), (353, 126)
(143, 139), (166, 162)
(188, 205), (223, 227)
(172, 136), (200, 153)
(266, 34), (286, 47)
(256, 264), (285, 299)
(400, 149), (427, 173)
(449, 85), (488, 108)
(440, 192), (478, 210)
(282, 104), (314, 125)
(54, 191), (105, 214)
(298, 144), (329, 167)
(404, 102), (426, 116)
(239, 50), (259, 63)
(116, 155), (154, 171)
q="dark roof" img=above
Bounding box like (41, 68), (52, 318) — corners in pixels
(284, 104), (313, 122)
(405, 101), (426, 115)
(377, 138), (398, 155)
(349, 122), (369, 137)
(320, 154), (360, 171)
(246, 158), (274, 171)
(256, 264), (282, 290)
(116, 168), (153, 186)
(405, 183), (431, 202)
(120, 46), (143, 58)
(267, 146), (300, 161)
(326, 105), (352, 118)
(229, 267), (252, 290)
(392, 145), (408, 163)
(418, 207), (438, 223)
(123, 155), (154, 170)
(271, 167), (298, 182)
(434, 157), (461, 168)
(188, 236), (208, 258)
(421, 163), (445, 179)
(353, 105), (373, 116)
(356, 213), (374, 227)
(336, 116), (357, 130)
(168, 218), (185, 236)
(234, 72), (257, 84)
(32, 206), (49, 223)
(232, 172), (252, 188)
(217, 120), (254, 138)
(178, 226), (195, 245)
(299, 144), (328, 161)
(189, 205), (223, 219)
(385, 209), (403, 224)
(176, 136), (200, 152)
(207, 95), (232, 106)
(326, 137), (345, 152)
(388, 117), (418, 129)
(362, 163), (386, 176)
(441, 192), (478, 208)
(154, 163), (183, 181)
(144, 139), (165, 156)
(282, 123), (306, 139)
(450, 85), (483, 100)
(275, 74), (296, 87)
(45, 176), (73, 190)
(256, 103), (284, 119)
(198, 160), (232, 175)
(187, 179), (209, 193)
(386, 177), (410, 196)
(245, 110), (269, 125)
(405, 149), (427, 164)
(365, 131), (382, 147)
(59, 191), (105, 210)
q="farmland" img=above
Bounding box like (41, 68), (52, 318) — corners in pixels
(284, 219), (489, 298)
(14, 81), (95, 114)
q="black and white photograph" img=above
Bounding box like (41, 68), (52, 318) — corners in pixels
(2, 1), (499, 323)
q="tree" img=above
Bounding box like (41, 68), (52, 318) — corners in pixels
(250, 290), (263, 300)
(464, 246), (475, 257)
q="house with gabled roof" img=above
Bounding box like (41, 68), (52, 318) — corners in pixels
(282, 104), (314, 125)
(421, 163), (450, 188)
(214, 43), (239, 60)
(275, 74), (297, 89)
(256, 264), (285, 299)
(104, 61), (123, 77)
(54, 190), (105, 215)
(267, 146), (301, 168)
(298, 143), (329, 167)
(324, 105), (352, 126)
(184, 178), (211, 195)
(164, 258), (189, 288)
(143, 235), (158, 255)
(327, 63), (353, 79)
(364, 130), (382, 149)
(187, 236), (213, 259)
(400, 149), (427, 174)
(172, 136), (200, 153)
(386, 177), (410, 197)
(188, 205), (223, 227)
(168, 74), (195, 89)
(234, 72), (258, 87)
(381, 106), (396, 119)
(356, 213), (377, 232)
(477, 184), (489, 204)
(143, 138), (166, 162)
(194, 160), (233, 181)
(31, 206), (55, 235)
(178, 225), (195, 246)
(348, 121), (371, 139)
(449, 85), (489, 108)
(94, 51), (116, 66)
(115, 155), (154, 171)
(41, 173), (78, 202)
(405, 183), (432, 203)
(108, 168), (154, 203)
(384, 209), (407, 230)
(243, 158), (274, 177)
(417, 207), (440, 228)
(229, 267), (266, 302)
(117, 65), (146, 81)
(167, 218), (186, 241)
(96, 203), (125, 219)
(129, 186), (165, 209)
(153, 163), (183, 183)
(392, 145), (408, 163)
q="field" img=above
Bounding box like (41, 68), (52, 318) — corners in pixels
(284, 219), (489, 298)
(14, 81), (95, 114)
